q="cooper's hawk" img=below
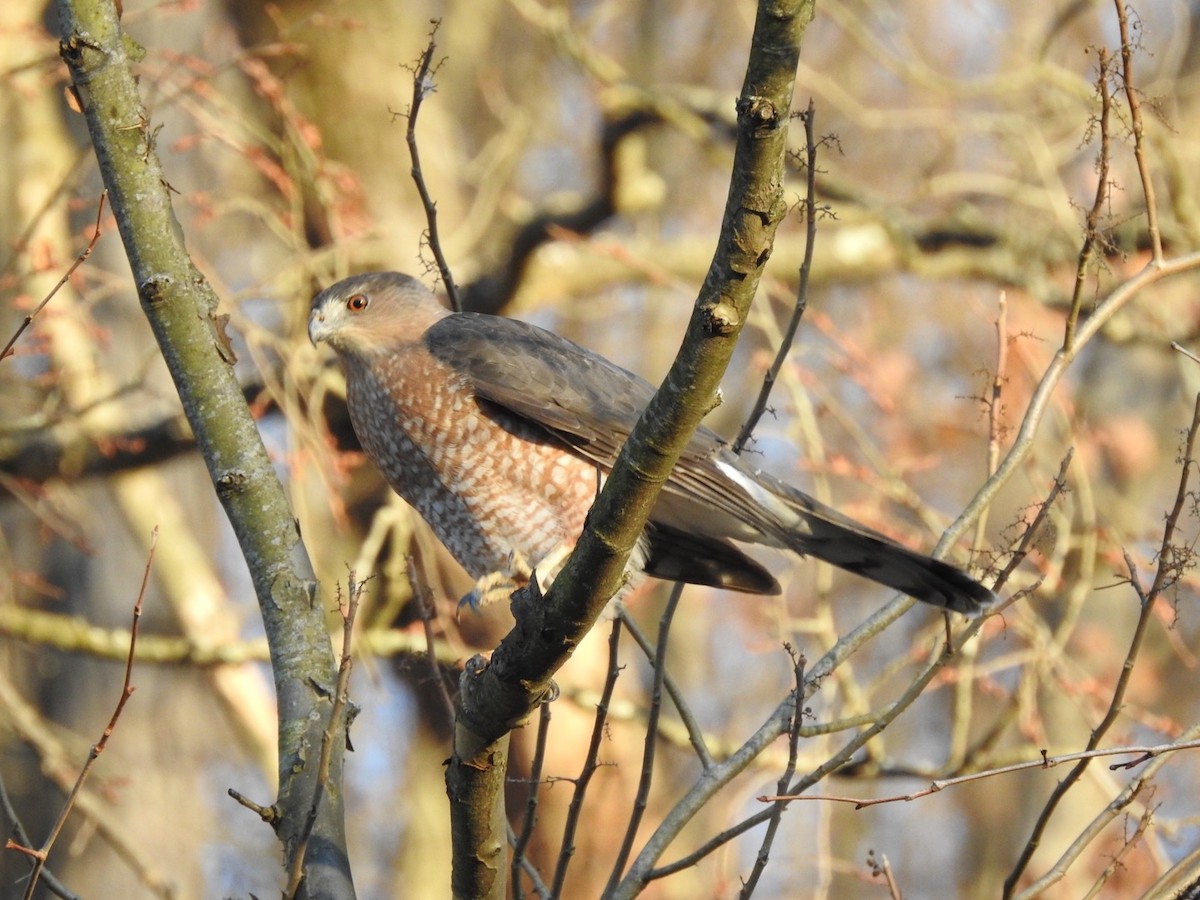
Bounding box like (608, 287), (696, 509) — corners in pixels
(309, 272), (995, 615)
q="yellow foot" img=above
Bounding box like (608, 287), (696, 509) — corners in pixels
(456, 544), (576, 614)
(457, 550), (534, 614)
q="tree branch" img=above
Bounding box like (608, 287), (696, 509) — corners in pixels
(54, 2), (352, 895)
(444, 1), (815, 896)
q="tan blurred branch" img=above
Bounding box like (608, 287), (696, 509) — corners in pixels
(0, 605), (460, 668)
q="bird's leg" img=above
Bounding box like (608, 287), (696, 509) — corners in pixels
(458, 549), (535, 613)
(457, 542), (578, 613)
(530, 541), (574, 589)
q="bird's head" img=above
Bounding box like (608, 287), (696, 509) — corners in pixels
(308, 272), (450, 357)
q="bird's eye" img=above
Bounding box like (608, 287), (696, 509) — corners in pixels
(346, 293), (369, 312)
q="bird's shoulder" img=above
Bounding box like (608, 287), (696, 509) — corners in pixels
(421, 312), (732, 463)
(422, 313), (651, 437)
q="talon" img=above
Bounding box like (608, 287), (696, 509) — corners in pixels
(459, 564), (527, 615)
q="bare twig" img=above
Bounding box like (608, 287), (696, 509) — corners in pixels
(739, 649), (806, 898)
(946, 250), (1200, 551)
(1002, 393), (1200, 897)
(761, 738), (1200, 808)
(616, 609), (713, 768)
(551, 616), (622, 896)
(992, 449), (1074, 591)
(734, 99), (818, 452)
(286, 572), (362, 898)
(1018, 728), (1191, 900)
(0, 192), (106, 362)
(407, 555), (456, 726)
(402, 19), (460, 310)
(1172, 341), (1200, 366)
(511, 700), (552, 898)
(636, 606), (991, 890)
(1114, 0), (1162, 263)
(11, 526), (154, 900)
(1064, 49), (1113, 353)
(1080, 801), (1155, 900)
(0, 776), (77, 900)
(868, 850), (903, 900)
(605, 583), (686, 893)
(975, 291), (1009, 549)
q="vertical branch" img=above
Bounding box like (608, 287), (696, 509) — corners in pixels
(605, 582), (685, 893)
(403, 19), (461, 310)
(1114, 0), (1163, 264)
(734, 98), (818, 452)
(1064, 49), (1112, 353)
(550, 617), (622, 896)
(976, 291), (1009, 546)
(511, 700), (552, 897)
(739, 649), (806, 898)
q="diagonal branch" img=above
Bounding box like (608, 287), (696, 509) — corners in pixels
(54, 3), (351, 896)
(444, 2), (816, 897)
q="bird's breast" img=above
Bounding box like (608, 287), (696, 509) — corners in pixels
(344, 355), (601, 579)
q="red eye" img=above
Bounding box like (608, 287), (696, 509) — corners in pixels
(346, 293), (369, 312)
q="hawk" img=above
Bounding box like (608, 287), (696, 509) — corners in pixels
(308, 272), (995, 615)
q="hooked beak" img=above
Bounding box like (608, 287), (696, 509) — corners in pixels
(307, 308), (329, 347)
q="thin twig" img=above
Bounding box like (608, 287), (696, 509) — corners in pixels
(14, 525), (154, 900)
(992, 449), (1074, 591)
(1114, 0), (1162, 264)
(762, 738), (1200, 808)
(605, 583), (685, 893)
(407, 555), (456, 726)
(1, 192), (106, 362)
(551, 616), (622, 896)
(285, 572), (362, 898)
(1018, 730), (1186, 900)
(0, 776), (78, 899)
(507, 821), (552, 897)
(1080, 801), (1155, 900)
(739, 649), (806, 898)
(402, 19), (460, 310)
(1002, 393), (1200, 897)
(616, 609), (713, 768)
(1172, 341), (1200, 366)
(945, 249), (1200, 553)
(1064, 49), (1113, 353)
(975, 291), (1009, 547)
(734, 99), (818, 452)
(637, 605), (991, 889)
(512, 700), (552, 898)
(867, 850), (903, 900)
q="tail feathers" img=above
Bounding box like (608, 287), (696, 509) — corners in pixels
(642, 523), (781, 595)
(783, 496), (996, 616)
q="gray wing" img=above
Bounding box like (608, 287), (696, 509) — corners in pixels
(422, 312), (730, 464)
